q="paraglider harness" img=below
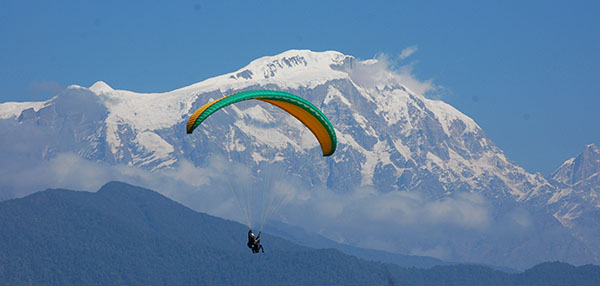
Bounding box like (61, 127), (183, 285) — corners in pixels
(247, 229), (264, 253)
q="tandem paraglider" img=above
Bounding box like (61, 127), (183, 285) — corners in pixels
(186, 89), (337, 253)
(247, 229), (264, 253)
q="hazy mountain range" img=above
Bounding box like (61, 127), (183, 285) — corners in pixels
(2, 181), (599, 285)
(0, 50), (598, 269)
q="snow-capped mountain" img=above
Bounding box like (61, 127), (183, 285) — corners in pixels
(546, 144), (600, 260)
(0, 49), (598, 269)
(549, 144), (600, 224)
(550, 144), (600, 196)
(0, 50), (550, 198)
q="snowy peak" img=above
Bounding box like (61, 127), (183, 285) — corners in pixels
(0, 99), (51, 119)
(180, 50), (353, 91)
(89, 81), (114, 94)
(584, 143), (600, 160)
(550, 144), (600, 186)
(172, 50), (354, 93)
(232, 49), (349, 80)
(547, 144), (600, 231)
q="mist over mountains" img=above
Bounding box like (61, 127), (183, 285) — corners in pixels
(0, 49), (598, 269)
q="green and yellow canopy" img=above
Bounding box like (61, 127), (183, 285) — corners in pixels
(186, 90), (337, 156)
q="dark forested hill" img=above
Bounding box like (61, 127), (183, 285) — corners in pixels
(0, 181), (598, 285)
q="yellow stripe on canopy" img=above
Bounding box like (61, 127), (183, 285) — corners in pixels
(259, 99), (334, 156)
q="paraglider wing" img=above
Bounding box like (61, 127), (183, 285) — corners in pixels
(186, 90), (337, 156)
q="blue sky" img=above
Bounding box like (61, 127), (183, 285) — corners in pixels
(1, 0), (598, 175)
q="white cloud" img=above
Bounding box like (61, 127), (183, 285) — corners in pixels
(301, 187), (491, 230)
(399, 45), (418, 60)
(0, 150), (536, 260)
(396, 63), (437, 97)
(343, 53), (437, 96)
(264, 182), (495, 255)
(409, 245), (450, 260)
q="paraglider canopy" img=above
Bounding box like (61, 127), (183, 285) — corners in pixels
(186, 89), (337, 156)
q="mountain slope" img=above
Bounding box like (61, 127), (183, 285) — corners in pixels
(1, 182), (598, 285)
(0, 182), (387, 285)
(266, 220), (451, 269)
